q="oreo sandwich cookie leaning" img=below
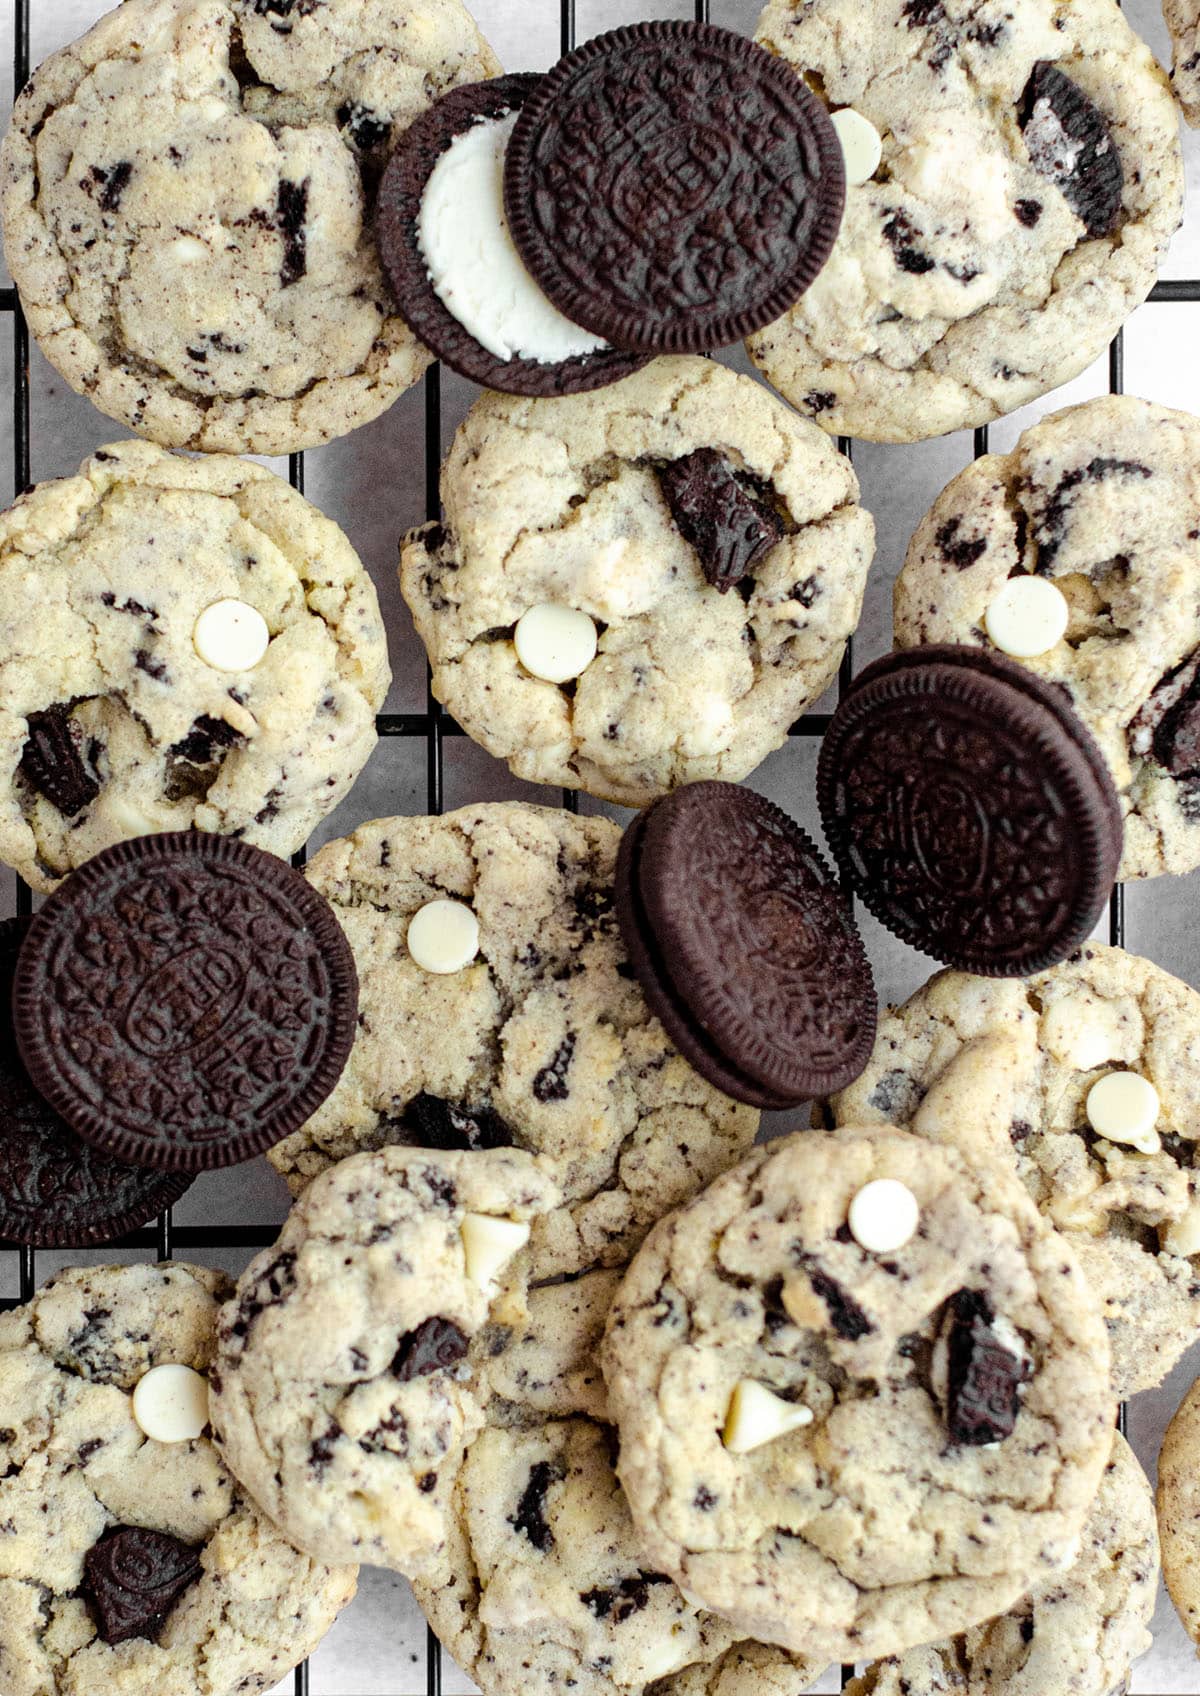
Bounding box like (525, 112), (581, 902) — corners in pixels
(616, 782), (876, 1109)
(0, 918), (190, 1246)
(376, 74), (647, 398)
(817, 646), (1124, 977)
(12, 834), (358, 1172)
(504, 22), (846, 354)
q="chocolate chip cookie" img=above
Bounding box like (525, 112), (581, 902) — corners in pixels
(1, 0), (500, 454)
(267, 804), (759, 1278)
(0, 1262), (356, 1696)
(896, 397), (1200, 880)
(845, 1432), (1157, 1696)
(210, 1145), (559, 1577)
(828, 944), (1200, 1396)
(0, 440), (388, 892)
(602, 1127), (1115, 1664)
(400, 357), (874, 805)
(747, 0), (1183, 442)
(1165, 1), (1200, 124)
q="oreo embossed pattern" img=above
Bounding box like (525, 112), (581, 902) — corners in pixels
(504, 21), (846, 353)
(12, 834), (358, 1171)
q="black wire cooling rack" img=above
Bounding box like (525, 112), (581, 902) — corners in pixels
(1, 0), (1198, 1690)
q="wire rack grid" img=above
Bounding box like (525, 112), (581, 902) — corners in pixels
(1, 0), (1198, 1690)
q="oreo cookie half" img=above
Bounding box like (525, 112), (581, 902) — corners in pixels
(616, 783), (876, 1109)
(13, 834), (359, 1171)
(817, 646), (1124, 977)
(0, 918), (190, 1246)
(504, 22), (846, 354)
(376, 74), (648, 398)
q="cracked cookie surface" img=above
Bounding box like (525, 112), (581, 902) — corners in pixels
(747, 0), (1182, 443)
(845, 1431), (1157, 1696)
(1165, 0), (1200, 124)
(896, 397), (1200, 880)
(0, 0), (500, 454)
(0, 439), (389, 891)
(601, 1127), (1115, 1664)
(828, 945), (1200, 1395)
(413, 1268), (826, 1696)
(210, 1144), (560, 1577)
(1158, 1368), (1200, 1650)
(267, 804), (759, 1278)
(400, 358), (874, 806)
(0, 1261), (356, 1696)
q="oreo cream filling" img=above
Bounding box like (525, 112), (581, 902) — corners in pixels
(418, 114), (608, 366)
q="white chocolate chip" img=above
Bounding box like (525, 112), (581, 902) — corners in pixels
(131, 1364), (209, 1444)
(723, 1380), (814, 1455)
(848, 1178), (920, 1254)
(461, 1213), (530, 1292)
(193, 600), (270, 672)
(172, 237), (208, 264)
(1086, 1071), (1161, 1154)
(514, 604), (598, 685)
(984, 576), (1069, 659)
(1163, 1199), (1200, 1258)
(406, 899), (480, 975)
(831, 108), (883, 186)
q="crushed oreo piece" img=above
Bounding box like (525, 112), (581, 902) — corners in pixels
(581, 1573), (671, 1623)
(19, 705), (100, 817)
(802, 1262), (874, 1340)
(509, 1458), (565, 1552)
(945, 1289), (1031, 1446)
(164, 715), (243, 803)
(402, 1093), (515, 1152)
(1020, 63), (1123, 238)
(1130, 652), (1200, 777)
(656, 449), (785, 594)
(391, 1316), (469, 1382)
(83, 1525), (201, 1645)
(277, 179), (309, 287)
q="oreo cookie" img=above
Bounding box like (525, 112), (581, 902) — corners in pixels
(615, 783), (876, 1109)
(1019, 63), (1123, 238)
(83, 1525), (202, 1645)
(817, 646), (1123, 977)
(376, 74), (648, 398)
(504, 22), (845, 354)
(0, 918), (190, 1246)
(13, 834), (359, 1171)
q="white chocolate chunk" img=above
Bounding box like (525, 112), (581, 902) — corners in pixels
(193, 599), (270, 671)
(1086, 1071), (1161, 1154)
(131, 1364), (209, 1444)
(1163, 1199), (1200, 1258)
(848, 1178), (920, 1254)
(418, 112), (608, 365)
(514, 604), (598, 684)
(461, 1213), (530, 1291)
(984, 576), (1069, 659)
(723, 1380), (814, 1455)
(407, 899), (480, 975)
(172, 236), (208, 264)
(831, 108), (883, 186)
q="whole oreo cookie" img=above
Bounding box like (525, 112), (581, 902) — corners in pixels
(615, 783), (876, 1108)
(0, 918), (190, 1246)
(376, 74), (648, 398)
(817, 647), (1123, 977)
(13, 834), (358, 1171)
(504, 22), (846, 354)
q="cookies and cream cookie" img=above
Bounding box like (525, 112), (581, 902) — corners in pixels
(1165, 0), (1200, 124)
(401, 358), (874, 806)
(747, 0), (1183, 442)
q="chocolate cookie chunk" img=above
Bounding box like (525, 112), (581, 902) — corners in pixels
(817, 647), (1122, 976)
(0, 918), (189, 1246)
(13, 834), (358, 1171)
(19, 704), (101, 818)
(83, 1525), (202, 1645)
(504, 22), (845, 353)
(656, 449), (786, 594)
(376, 75), (647, 398)
(1020, 63), (1124, 237)
(616, 782), (876, 1108)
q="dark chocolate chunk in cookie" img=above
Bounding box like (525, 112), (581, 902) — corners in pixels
(616, 782), (876, 1108)
(817, 646), (1123, 976)
(1020, 63), (1123, 238)
(391, 1316), (469, 1381)
(504, 22), (845, 353)
(376, 74), (648, 399)
(945, 1289), (1030, 1446)
(403, 1093), (515, 1152)
(19, 705), (100, 817)
(657, 449), (785, 593)
(83, 1525), (202, 1645)
(13, 833), (358, 1171)
(0, 918), (190, 1247)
